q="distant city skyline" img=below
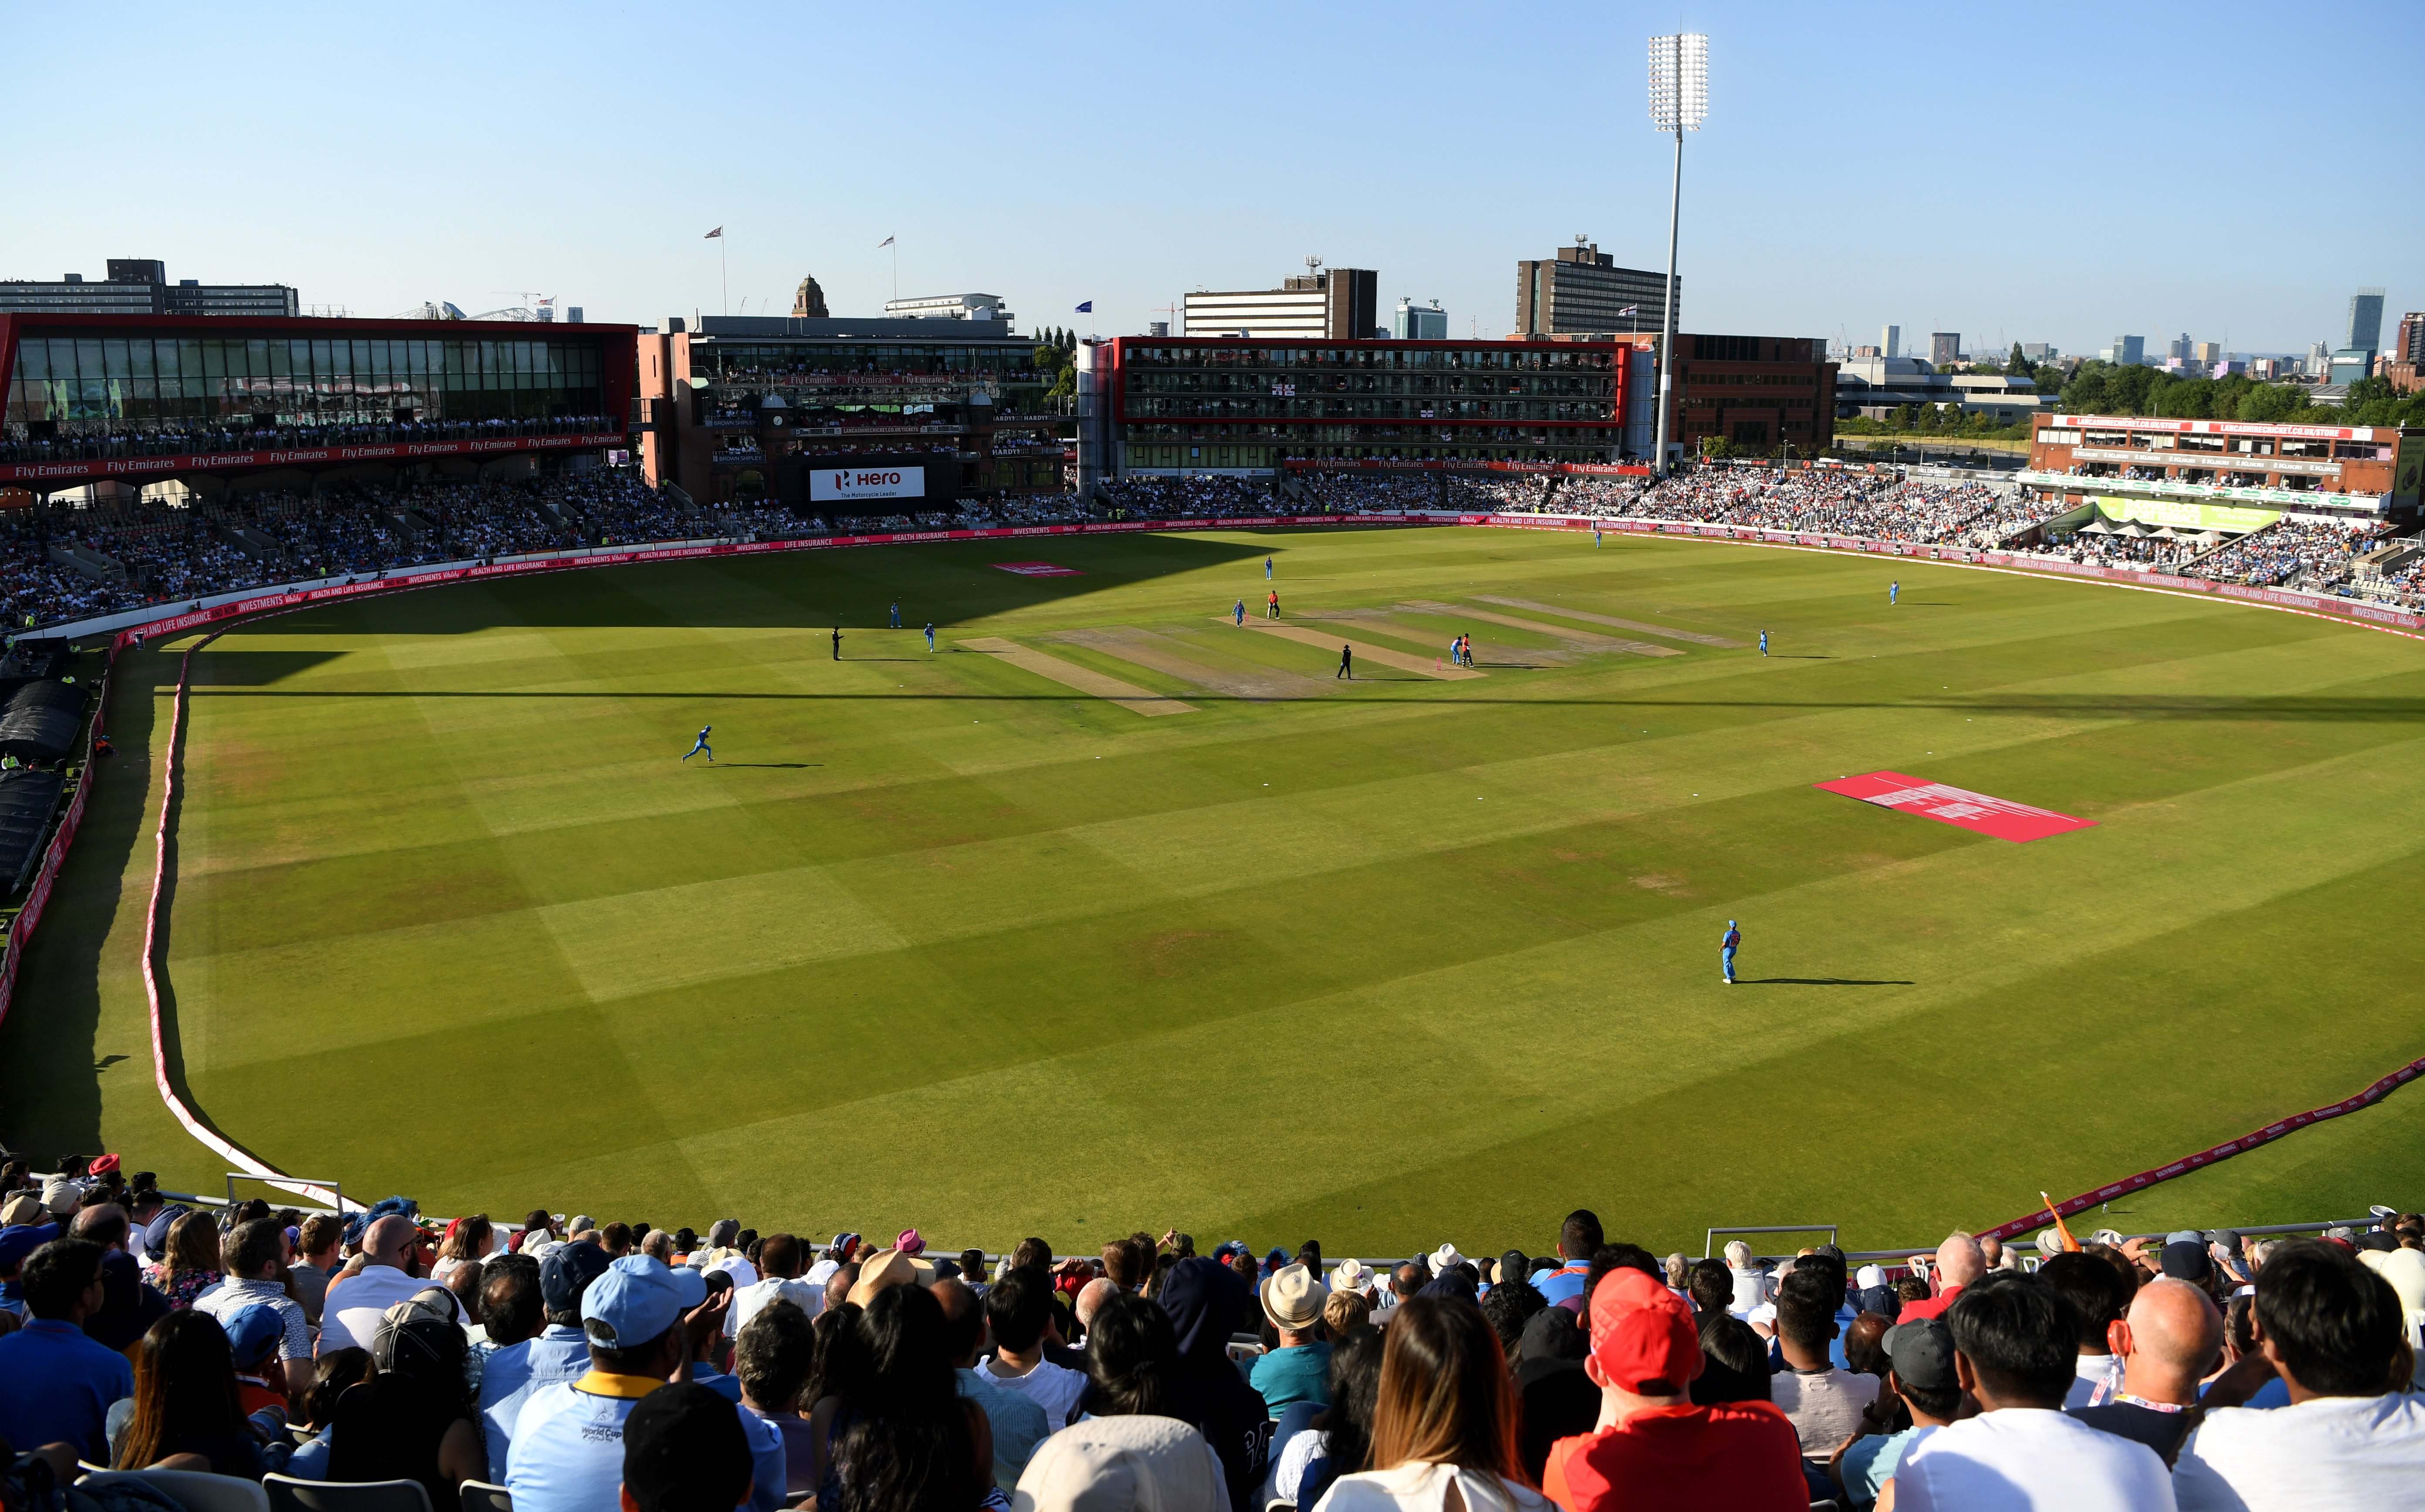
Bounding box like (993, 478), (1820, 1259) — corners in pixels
(2, 1), (2414, 357)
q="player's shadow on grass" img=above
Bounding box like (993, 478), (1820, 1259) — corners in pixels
(713, 762), (819, 768)
(1741, 976), (1915, 986)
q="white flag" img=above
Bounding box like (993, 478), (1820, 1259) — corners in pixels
(878, 236), (895, 248)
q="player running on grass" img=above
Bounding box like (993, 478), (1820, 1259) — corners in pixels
(682, 725), (713, 763)
(1721, 920), (1740, 984)
(1759, 629), (1770, 657)
(1234, 599), (1246, 626)
(925, 622), (936, 651)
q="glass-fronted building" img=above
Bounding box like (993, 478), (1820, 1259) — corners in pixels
(1105, 336), (1628, 473)
(0, 314), (636, 489)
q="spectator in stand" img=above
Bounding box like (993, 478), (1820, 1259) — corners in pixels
(1516, 1300), (1599, 1481)
(935, 1275), (1048, 1490)
(1252, 1262), (1333, 1412)
(109, 1309), (281, 1476)
(1157, 1255), (1270, 1508)
(2173, 1239), (2425, 1509)
(1321, 1293), (1548, 1512)
(1534, 1213), (1603, 1311)
(619, 1381), (757, 1512)
(1889, 1272), (2174, 1511)
(1723, 1241), (1766, 1317)
(1264, 1320), (1383, 1509)
(475, 1253), (559, 1480)
(1540, 1268), (1804, 1512)
(319, 1291), (485, 1501)
(221, 1305), (291, 1418)
(152, 1210), (224, 1309)
(192, 1218), (312, 1377)
(732, 1300), (818, 1497)
(1897, 1234), (1986, 1322)
(289, 1214), (343, 1326)
(1767, 1267), (1878, 1466)
(0, 1239), (135, 1465)
(974, 1263), (1088, 1430)
(1687, 1316), (1772, 1407)
(321, 1215), (437, 1353)
(2036, 1252), (2129, 1409)
(72, 1205), (170, 1355)
(1384, 1263), (1425, 1322)
(828, 1282), (995, 1512)
(2064, 1277), (2219, 1467)
(1684, 1261), (1730, 1326)
(508, 1254), (781, 1512)
(1832, 1316), (1962, 1507)
(1012, 1414), (1229, 1512)
(728, 1233), (822, 1342)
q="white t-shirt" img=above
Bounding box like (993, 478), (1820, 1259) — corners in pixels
(1314, 1461), (1550, 1512)
(319, 1264), (444, 1354)
(725, 1276), (823, 1338)
(1268, 1428), (1328, 1506)
(1769, 1366), (1879, 1458)
(2172, 1394), (2425, 1511)
(973, 1355), (1088, 1430)
(1893, 1407), (2174, 1512)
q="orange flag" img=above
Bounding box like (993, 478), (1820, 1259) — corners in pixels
(2039, 1191), (2080, 1253)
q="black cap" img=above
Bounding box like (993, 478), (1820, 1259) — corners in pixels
(621, 1382), (752, 1512)
(1883, 1317), (1957, 1391)
(2160, 1240), (2212, 1281)
(541, 1239), (612, 1314)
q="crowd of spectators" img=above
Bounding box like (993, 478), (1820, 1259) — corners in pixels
(2, 1161), (2418, 1512)
(2019, 531), (2199, 571)
(2180, 519), (2389, 591)
(0, 474), (730, 630)
(1094, 476), (1273, 519)
(0, 416), (615, 466)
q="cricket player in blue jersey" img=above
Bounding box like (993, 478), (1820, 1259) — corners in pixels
(682, 725), (713, 763)
(924, 622), (936, 651)
(889, 600), (903, 628)
(1721, 920), (1741, 983)
(1234, 599), (1247, 626)
(1759, 629), (1770, 657)
(1265, 556), (1274, 579)
(1890, 580), (1900, 606)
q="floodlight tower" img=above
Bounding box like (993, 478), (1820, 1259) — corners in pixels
(1648, 32), (1707, 476)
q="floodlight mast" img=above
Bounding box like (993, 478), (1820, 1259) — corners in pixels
(1648, 32), (1707, 477)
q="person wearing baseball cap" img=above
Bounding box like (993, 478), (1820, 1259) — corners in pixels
(1833, 1316), (1962, 1507)
(1539, 1268), (1805, 1512)
(1251, 1263), (1332, 1412)
(220, 1302), (290, 1417)
(506, 1255), (785, 1512)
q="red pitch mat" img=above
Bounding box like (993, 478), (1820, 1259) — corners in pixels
(1814, 771), (2096, 844)
(991, 561), (1084, 577)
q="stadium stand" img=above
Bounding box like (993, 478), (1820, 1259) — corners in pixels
(0, 1167), (2416, 1512)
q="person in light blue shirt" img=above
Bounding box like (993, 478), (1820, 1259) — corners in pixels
(1890, 580), (1900, 606)
(682, 725), (713, 763)
(1759, 629), (1770, 656)
(0, 1239), (134, 1466)
(1531, 1212), (1605, 1310)
(925, 623), (936, 651)
(507, 1254), (782, 1512)
(477, 1252), (594, 1482)
(1265, 556), (1273, 579)
(937, 1277), (1049, 1490)
(1722, 920), (1741, 984)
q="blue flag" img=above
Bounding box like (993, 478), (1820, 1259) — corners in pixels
(1075, 301), (1093, 313)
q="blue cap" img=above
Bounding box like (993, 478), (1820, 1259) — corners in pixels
(542, 1238), (613, 1314)
(583, 1254), (706, 1349)
(0, 1224), (59, 1273)
(221, 1302), (284, 1367)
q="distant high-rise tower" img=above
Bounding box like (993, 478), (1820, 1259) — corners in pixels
(791, 274), (829, 318)
(1881, 324), (1900, 359)
(1930, 332), (1961, 367)
(2111, 334), (2145, 366)
(2347, 287), (2386, 352)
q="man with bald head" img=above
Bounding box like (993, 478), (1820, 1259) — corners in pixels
(1071, 1276), (1119, 1340)
(2067, 1277), (2220, 1465)
(1897, 1232), (1986, 1322)
(319, 1214), (435, 1353)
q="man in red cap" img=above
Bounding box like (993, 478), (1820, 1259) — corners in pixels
(1541, 1267), (1807, 1512)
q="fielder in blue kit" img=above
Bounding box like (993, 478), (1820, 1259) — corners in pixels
(1721, 920), (1741, 983)
(682, 725), (712, 763)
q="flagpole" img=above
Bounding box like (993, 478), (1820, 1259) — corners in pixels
(891, 240), (898, 302)
(721, 235), (729, 317)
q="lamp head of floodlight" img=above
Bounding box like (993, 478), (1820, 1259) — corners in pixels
(1648, 33), (1709, 132)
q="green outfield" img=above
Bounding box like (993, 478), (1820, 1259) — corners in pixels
(7, 524), (2423, 1256)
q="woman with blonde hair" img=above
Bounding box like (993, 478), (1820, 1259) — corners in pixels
(1313, 1294), (1548, 1512)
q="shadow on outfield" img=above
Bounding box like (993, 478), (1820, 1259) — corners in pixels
(183, 688), (2425, 723)
(1742, 977), (1915, 986)
(240, 532), (1280, 638)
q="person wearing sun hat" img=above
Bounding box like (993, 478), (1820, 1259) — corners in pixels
(1540, 1268), (1806, 1511)
(1331, 1258), (1373, 1300)
(1251, 1263), (1333, 1412)
(1429, 1243), (1468, 1277)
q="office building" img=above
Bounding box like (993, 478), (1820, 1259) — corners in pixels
(2398, 312), (2425, 364)
(0, 259), (300, 318)
(1, 312), (632, 493)
(2195, 341), (2221, 365)
(2166, 334), (2193, 362)
(2348, 287), (2386, 352)
(1394, 298), (1448, 341)
(2108, 335), (2146, 367)
(1182, 262), (1376, 341)
(1881, 325), (1901, 360)
(634, 314), (1068, 508)
(2025, 413), (2422, 523)
(1930, 333), (1961, 367)
(1514, 241), (1672, 336)
(883, 292), (1014, 323)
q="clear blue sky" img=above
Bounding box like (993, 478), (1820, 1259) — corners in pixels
(6, 1), (2415, 358)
